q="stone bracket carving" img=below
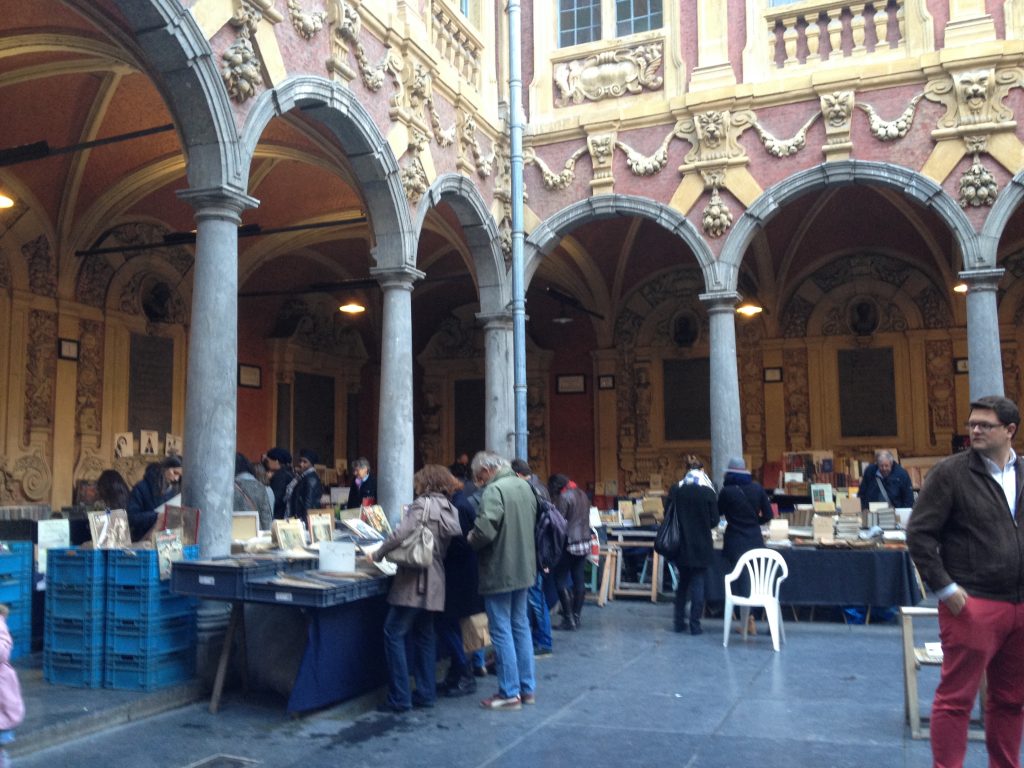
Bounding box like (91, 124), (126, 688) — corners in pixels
(288, 0), (326, 40)
(959, 154), (999, 207)
(0, 450), (52, 504)
(857, 95), (922, 141)
(753, 113), (818, 158)
(676, 109), (756, 171)
(925, 67), (1023, 139)
(553, 42), (664, 107)
(457, 111), (494, 179)
(524, 146), (588, 191)
(587, 131), (616, 193)
(327, 0), (400, 91)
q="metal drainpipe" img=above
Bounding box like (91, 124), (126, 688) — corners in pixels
(508, 0), (528, 460)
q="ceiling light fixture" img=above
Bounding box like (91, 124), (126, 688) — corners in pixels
(736, 302), (763, 317)
(953, 282), (968, 294)
(338, 302), (366, 314)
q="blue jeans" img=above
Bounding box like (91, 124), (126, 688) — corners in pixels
(382, 605), (436, 709)
(436, 615), (486, 672)
(484, 588), (535, 699)
(527, 573), (552, 651)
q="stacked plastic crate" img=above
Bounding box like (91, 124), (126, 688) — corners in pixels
(0, 541), (33, 660)
(103, 547), (198, 691)
(44, 548), (106, 687)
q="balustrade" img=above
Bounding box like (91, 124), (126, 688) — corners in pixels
(432, 2), (482, 91)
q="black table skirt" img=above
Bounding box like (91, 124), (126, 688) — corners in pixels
(703, 547), (923, 607)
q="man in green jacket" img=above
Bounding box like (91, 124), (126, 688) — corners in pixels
(468, 451), (537, 710)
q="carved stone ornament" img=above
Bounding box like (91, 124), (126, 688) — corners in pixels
(701, 184), (733, 238)
(553, 42), (664, 107)
(924, 67), (1023, 131)
(327, 0), (400, 91)
(0, 450), (52, 503)
(76, 319), (104, 435)
(616, 131), (672, 176)
(457, 111), (494, 178)
(925, 339), (956, 432)
(400, 155), (429, 203)
(857, 95), (921, 141)
(230, 0), (283, 35)
(754, 113), (817, 158)
(783, 347), (811, 451)
(524, 146), (588, 191)
(222, 34), (264, 102)
(23, 234), (56, 297)
(959, 156), (999, 207)
(676, 109), (755, 169)
(273, 298), (369, 358)
(288, 0), (326, 39)
(26, 310), (57, 432)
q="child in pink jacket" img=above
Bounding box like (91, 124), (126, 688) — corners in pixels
(0, 605), (24, 749)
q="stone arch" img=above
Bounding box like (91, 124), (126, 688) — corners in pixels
(982, 170), (1024, 260)
(104, 0), (242, 191)
(720, 161), (980, 281)
(524, 195), (718, 290)
(239, 76), (415, 271)
(415, 174), (507, 316)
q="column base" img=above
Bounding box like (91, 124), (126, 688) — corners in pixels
(195, 600), (232, 689)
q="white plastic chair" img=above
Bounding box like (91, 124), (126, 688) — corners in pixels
(723, 548), (789, 652)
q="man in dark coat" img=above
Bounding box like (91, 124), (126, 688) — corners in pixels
(346, 456), (377, 508)
(670, 458), (719, 635)
(857, 449), (915, 509)
(263, 447), (294, 520)
(286, 448), (323, 523)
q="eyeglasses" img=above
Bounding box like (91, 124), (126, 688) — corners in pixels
(966, 421), (1005, 432)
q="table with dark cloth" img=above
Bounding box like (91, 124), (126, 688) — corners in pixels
(704, 547), (923, 607)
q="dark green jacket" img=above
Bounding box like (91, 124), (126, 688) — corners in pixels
(468, 466), (537, 594)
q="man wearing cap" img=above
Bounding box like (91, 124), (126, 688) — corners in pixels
(263, 447), (294, 520)
(908, 395), (1024, 768)
(286, 448), (324, 523)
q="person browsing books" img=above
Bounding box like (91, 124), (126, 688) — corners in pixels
(857, 449), (914, 510)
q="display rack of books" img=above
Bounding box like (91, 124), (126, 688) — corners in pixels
(0, 541), (33, 660)
(103, 546), (198, 691)
(44, 548), (107, 687)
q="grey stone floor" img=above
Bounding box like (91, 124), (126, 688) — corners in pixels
(12, 600), (1004, 768)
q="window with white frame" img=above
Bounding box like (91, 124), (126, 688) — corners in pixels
(559, 0), (662, 47)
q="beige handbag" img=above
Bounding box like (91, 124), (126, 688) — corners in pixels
(386, 502), (434, 569)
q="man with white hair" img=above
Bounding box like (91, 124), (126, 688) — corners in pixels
(857, 449), (914, 510)
(467, 451), (537, 710)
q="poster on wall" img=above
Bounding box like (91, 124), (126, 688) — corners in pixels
(114, 432), (134, 458)
(139, 429), (159, 456)
(165, 433), (182, 457)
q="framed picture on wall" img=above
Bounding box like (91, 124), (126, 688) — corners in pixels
(238, 363), (262, 389)
(139, 429), (159, 456)
(556, 374), (586, 394)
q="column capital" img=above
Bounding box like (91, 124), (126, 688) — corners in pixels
(370, 265), (425, 291)
(177, 186), (259, 219)
(476, 310), (513, 331)
(958, 267), (1004, 293)
(699, 290), (741, 313)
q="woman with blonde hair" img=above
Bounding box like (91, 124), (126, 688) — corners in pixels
(371, 465), (462, 712)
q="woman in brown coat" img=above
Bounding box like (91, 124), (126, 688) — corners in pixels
(372, 465), (462, 712)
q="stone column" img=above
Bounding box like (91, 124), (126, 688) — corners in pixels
(478, 311), (515, 459)
(701, 291), (743, 487)
(959, 267), (1005, 399)
(178, 187), (257, 559)
(371, 265), (423, 527)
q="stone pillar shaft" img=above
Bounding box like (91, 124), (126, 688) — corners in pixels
(960, 268), (1005, 399)
(179, 187), (257, 559)
(701, 291), (743, 487)
(479, 312), (515, 458)
(372, 266), (423, 527)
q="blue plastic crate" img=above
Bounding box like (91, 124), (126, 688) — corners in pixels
(0, 577), (28, 605)
(47, 548), (105, 587)
(4, 604), (28, 634)
(105, 584), (196, 622)
(44, 649), (104, 688)
(9, 626), (31, 661)
(105, 614), (195, 656)
(44, 615), (105, 654)
(107, 546), (199, 588)
(104, 648), (194, 691)
(46, 583), (106, 620)
(0, 546), (31, 581)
